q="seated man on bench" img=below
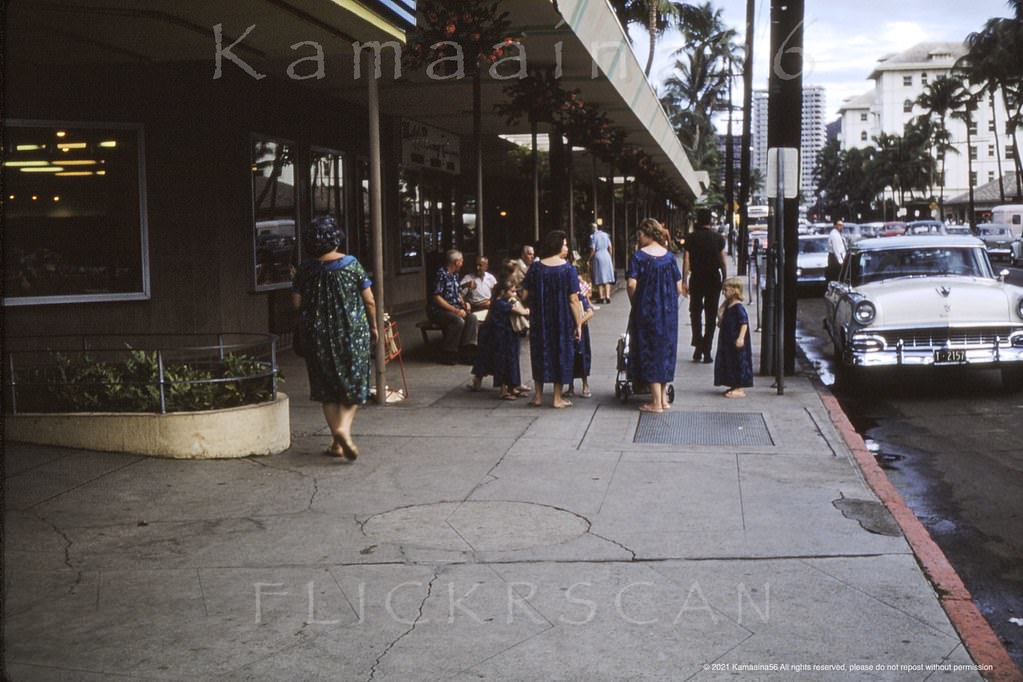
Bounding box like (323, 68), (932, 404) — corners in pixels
(459, 255), (497, 312)
(429, 249), (479, 365)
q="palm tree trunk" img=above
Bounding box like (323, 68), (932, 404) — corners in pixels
(644, 2), (657, 77)
(991, 92), (1006, 203)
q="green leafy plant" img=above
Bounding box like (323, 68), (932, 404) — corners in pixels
(10, 349), (280, 414)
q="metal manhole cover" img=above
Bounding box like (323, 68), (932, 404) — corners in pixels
(363, 501), (590, 552)
(634, 411), (774, 446)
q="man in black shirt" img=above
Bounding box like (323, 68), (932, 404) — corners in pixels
(682, 208), (727, 363)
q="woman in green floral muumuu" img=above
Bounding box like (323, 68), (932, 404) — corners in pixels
(292, 215), (377, 461)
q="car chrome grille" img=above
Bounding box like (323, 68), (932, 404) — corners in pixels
(870, 326), (1023, 349)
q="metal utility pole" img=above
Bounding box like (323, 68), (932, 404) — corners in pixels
(725, 57), (735, 256)
(767, 0), (803, 376)
(737, 0), (755, 275)
(473, 68), (484, 256)
(367, 61), (387, 405)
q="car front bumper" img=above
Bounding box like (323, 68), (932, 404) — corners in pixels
(843, 327), (1023, 367)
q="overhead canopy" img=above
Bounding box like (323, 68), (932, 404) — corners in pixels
(9, 0), (701, 199)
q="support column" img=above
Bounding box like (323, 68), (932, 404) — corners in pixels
(473, 68), (484, 256)
(367, 64), (386, 405)
(532, 119), (540, 242)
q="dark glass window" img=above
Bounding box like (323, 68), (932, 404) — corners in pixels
(309, 148), (343, 231)
(3, 122), (148, 305)
(398, 168), (423, 272)
(251, 137), (298, 290)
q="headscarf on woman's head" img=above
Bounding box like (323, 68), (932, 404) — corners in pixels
(303, 214), (346, 257)
(637, 218), (667, 246)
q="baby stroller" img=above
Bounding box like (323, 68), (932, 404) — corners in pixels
(614, 331), (675, 404)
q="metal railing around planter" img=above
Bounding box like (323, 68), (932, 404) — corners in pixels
(4, 333), (280, 415)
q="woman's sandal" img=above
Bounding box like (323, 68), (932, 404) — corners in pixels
(333, 432), (359, 461)
(723, 389), (746, 399)
(500, 393), (518, 401)
(580, 389), (592, 398)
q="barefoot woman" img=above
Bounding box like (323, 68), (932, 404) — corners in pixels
(627, 218), (683, 413)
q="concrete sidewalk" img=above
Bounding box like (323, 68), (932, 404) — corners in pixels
(2, 263), (998, 681)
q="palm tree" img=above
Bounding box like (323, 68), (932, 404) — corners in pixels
(915, 75), (971, 217)
(609, 0), (690, 77)
(658, 2), (739, 163)
(959, 2), (1023, 197)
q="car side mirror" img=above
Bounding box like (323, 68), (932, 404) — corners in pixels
(999, 268), (1009, 282)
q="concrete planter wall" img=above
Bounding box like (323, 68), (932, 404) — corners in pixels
(5, 393), (290, 459)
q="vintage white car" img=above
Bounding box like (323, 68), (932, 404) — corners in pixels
(824, 236), (1023, 391)
(796, 235), (829, 288)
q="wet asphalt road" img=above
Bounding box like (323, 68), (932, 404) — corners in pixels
(791, 265), (1023, 672)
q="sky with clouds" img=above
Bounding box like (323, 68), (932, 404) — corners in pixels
(628, 0), (1015, 121)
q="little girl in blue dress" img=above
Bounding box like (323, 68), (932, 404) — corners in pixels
(470, 279), (530, 399)
(714, 277), (754, 398)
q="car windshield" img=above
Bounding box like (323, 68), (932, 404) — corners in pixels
(798, 238), (828, 254)
(980, 226), (1008, 236)
(851, 247), (993, 284)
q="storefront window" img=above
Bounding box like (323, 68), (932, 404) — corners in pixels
(3, 121), (148, 306)
(398, 168), (423, 272)
(356, 158), (374, 273)
(310, 148), (344, 234)
(251, 136), (298, 290)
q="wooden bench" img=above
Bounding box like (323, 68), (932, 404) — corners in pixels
(415, 319), (444, 344)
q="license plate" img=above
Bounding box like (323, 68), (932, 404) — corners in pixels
(934, 349), (967, 365)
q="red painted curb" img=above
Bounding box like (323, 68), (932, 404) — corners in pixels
(820, 392), (1021, 682)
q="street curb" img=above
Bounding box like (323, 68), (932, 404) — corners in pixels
(819, 391), (1021, 681)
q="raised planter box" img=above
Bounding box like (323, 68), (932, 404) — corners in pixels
(5, 393), (290, 459)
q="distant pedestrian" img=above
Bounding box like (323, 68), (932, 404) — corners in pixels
(588, 222), (614, 304)
(292, 215), (377, 461)
(682, 208), (727, 363)
(714, 277), (753, 398)
(627, 218), (683, 413)
(521, 230), (584, 408)
(826, 219), (847, 282)
(469, 278), (529, 399)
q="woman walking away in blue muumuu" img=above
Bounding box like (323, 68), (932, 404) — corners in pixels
(292, 215), (377, 460)
(627, 218), (683, 413)
(714, 277), (754, 398)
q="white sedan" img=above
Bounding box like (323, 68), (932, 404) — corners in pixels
(796, 235), (829, 288)
(824, 236), (1023, 391)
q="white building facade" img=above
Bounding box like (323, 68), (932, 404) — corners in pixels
(838, 42), (1017, 205)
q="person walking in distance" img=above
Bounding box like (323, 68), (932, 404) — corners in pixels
(682, 208), (727, 363)
(587, 221), (614, 304)
(826, 218), (847, 282)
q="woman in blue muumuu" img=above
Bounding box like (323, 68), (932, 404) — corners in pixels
(626, 218), (683, 413)
(521, 230), (584, 408)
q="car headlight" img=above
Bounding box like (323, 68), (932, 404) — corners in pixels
(853, 300), (876, 325)
(1017, 297), (1023, 321)
(796, 267), (803, 277)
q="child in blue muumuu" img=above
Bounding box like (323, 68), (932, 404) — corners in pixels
(469, 278), (530, 399)
(714, 277), (754, 398)
(565, 274), (595, 398)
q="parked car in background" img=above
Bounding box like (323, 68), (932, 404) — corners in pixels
(879, 222), (906, 237)
(1012, 238), (1023, 267)
(977, 224), (1015, 262)
(823, 235), (1023, 391)
(905, 220), (947, 236)
(796, 235), (830, 290)
(945, 224), (972, 236)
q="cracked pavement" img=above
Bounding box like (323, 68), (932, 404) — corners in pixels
(3, 280), (983, 680)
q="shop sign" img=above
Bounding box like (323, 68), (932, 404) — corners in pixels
(401, 119), (460, 174)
